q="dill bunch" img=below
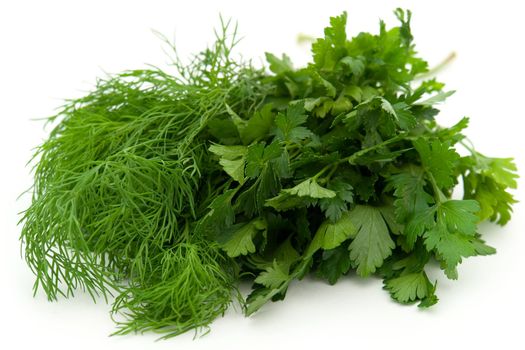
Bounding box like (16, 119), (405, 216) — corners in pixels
(21, 21), (266, 337)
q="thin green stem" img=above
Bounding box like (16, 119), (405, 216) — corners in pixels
(415, 52), (456, 80)
(427, 172), (447, 204)
(341, 133), (406, 165)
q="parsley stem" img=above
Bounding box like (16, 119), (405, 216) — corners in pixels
(312, 163), (333, 180)
(325, 163), (339, 181)
(415, 52), (456, 80)
(342, 133), (406, 165)
(427, 172), (447, 204)
(312, 134), (405, 182)
(459, 138), (477, 156)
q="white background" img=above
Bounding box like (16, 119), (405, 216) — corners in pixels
(1, 0), (524, 349)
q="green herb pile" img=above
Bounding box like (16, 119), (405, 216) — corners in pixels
(21, 9), (518, 338)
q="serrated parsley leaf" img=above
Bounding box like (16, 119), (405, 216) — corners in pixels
(196, 188), (238, 237)
(218, 218), (267, 257)
(413, 139), (459, 189)
(240, 104), (275, 145)
(421, 199), (488, 279)
(265, 53), (294, 75)
(319, 180), (354, 222)
(317, 245), (352, 284)
(254, 260), (290, 289)
(439, 200), (480, 235)
(307, 212), (356, 256)
(347, 205), (396, 277)
(388, 165), (433, 223)
(461, 153), (518, 225)
(274, 103), (314, 143)
(465, 175), (516, 225)
(384, 271), (436, 305)
(264, 192), (316, 212)
(245, 141), (283, 178)
(312, 12), (348, 71)
(475, 154), (518, 189)
(393, 102), (417, 130)
(339, 56), (365, 77)
(209, 144), (247, 183)
(424, 226), (477, 279)
(283, 178), (336, 198)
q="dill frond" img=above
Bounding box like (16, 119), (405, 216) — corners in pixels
(20, 19), (266, 335)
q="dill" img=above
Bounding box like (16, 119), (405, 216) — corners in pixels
(21, 20), (266, 337)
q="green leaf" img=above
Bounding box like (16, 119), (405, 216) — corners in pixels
(414, 90), (455, 106)
(404, 205), (436, 248)
(239, 163), (282, 215)
(384, 271), (436, 304)
(264, 192), (316, 211)
(273, 239), (301, 267)
(317, 245), (352, 284)
(220, 159), (245, 183)
(464, 174), (516, 225)
(438, 200), (480, 236)
(196, 188), (238, 236)
(209, 144), (247, 183)
(312, 12), (348, 71)
(471, 238), (497, 256)
(218, 218), (267, 258)
(331, 96), (353, 115)
(240, 104), (275, 145)
(339, 56), (365, 76)
(393, 102), (417, 130)
(422, 199), (484, 279)
(379, 97), (396, 116)
(413, 139), (459, 189)
(388, 165), (433, 224)
(424, 225), (477, 279)
(308, 212), (356, 256)
(274, 103), (314, 143)
(312, 71), (337, 98)
(319, 180), (354, 222)
(347, 205), (396, 277)
(343, 85), (363, 102)
(283, 178), (337, 199)
(265, 53), (294, 75)
(245, 287), (283, 316)
(207, 117), (241, 144)
(475, 154), (518, 189)
(436, 117), (469, 143)
(245, 141), (283, 178)
(254, 260), (290, 289)
(209, 144), (247, 160)
(379, 205), (404, 235)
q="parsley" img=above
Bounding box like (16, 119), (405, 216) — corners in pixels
(20, 9), (518, 338)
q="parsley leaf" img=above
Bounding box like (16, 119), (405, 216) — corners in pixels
(218, 218), (267, 257)
(273, 103), (314, 143)
(209, 144), (247, 183)
(347, 206), (396, 277)
(413, 139), (460, 189)
(317, 245), (352, 284)
(384, 271), (437, 306)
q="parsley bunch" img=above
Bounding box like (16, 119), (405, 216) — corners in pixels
(21, 10), (518, 338)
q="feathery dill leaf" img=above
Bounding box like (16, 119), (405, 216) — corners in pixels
(21, 19), (266, 337)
